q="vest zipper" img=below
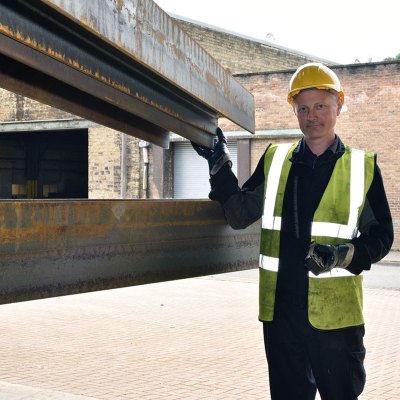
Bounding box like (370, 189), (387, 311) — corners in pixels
(293, 175), (300, 239)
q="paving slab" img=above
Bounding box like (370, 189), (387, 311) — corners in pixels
(0, 268), (398, 399)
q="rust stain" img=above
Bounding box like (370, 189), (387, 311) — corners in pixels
(0, 23), (132, 96)
(79, 16), (95, 30)
(0, 22), (14, 38)
(135, 92), (180, 119)
(0, 201), (224, 250)
(116, 0), (124, 13)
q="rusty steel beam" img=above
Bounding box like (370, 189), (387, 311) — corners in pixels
(0, 200), (260, 304)
(0, 0), (255, 148)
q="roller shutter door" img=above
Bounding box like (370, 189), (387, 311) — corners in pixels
(173, 141), (237, 199)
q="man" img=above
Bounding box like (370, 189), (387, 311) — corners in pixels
(192, 63), (393, 400)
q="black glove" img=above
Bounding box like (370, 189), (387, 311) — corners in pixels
(191, 127), (232, 175)
(304, 243), (355, 276)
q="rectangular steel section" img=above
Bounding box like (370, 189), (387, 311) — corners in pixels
(45, 0), (255, 134)
(0, 200), (260, 304)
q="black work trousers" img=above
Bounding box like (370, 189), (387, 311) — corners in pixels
(263, 295), (366, 400)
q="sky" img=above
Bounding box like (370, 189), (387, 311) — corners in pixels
(153, 0), (399, 65)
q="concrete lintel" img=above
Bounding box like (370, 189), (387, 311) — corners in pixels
(0, 119), (99, 132)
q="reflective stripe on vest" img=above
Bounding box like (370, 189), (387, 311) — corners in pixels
(262, 143), (293, 232)
(259, 143), (295, 273)
(259, 254), (279, 272)
(260, 254), (356, 277)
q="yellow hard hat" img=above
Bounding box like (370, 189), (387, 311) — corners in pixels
(287, 63), (344, 106)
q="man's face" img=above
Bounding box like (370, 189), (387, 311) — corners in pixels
(293, 89), (342, 143)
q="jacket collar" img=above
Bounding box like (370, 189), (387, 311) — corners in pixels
(290, 135), (345, 164)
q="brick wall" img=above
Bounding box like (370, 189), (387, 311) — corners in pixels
(175, 18), (331, 74)
(126, 135), (141, 198)
(88, 127), (141, 199)
(88, 127), (121, 199)
(0, 90), (74, 121)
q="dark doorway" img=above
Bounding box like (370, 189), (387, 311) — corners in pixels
(0, 130), (88, 199)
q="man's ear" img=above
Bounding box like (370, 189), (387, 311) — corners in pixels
(337, 97), (343, 116)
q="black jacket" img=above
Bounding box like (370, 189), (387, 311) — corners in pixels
(209, 136), (394, 297)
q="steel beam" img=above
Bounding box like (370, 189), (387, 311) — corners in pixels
(0, 0), (255, 148)
(0, 200), (260, 304)
(0, 0), (258, 304)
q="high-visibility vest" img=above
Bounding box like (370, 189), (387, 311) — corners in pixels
(259, 143), (375, 330)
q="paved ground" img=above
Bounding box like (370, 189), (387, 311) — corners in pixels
(0, 259), (399, 399)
